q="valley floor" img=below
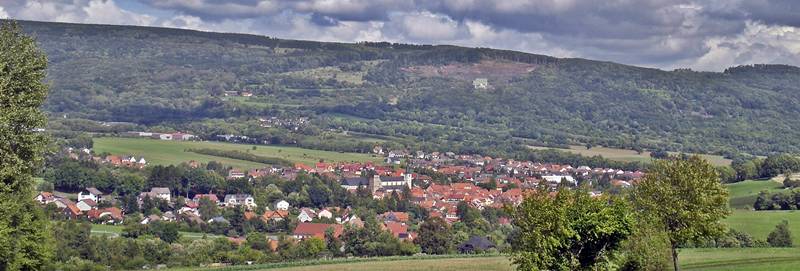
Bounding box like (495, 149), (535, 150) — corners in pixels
(166, 248), (800, 271)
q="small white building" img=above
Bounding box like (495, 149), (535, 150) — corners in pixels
(318, 209), (333, 220)
(275, 200), (290, 211)
(78, 187), (103, 203)
(224, 194), (256, 209)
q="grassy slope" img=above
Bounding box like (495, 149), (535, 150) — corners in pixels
(727, 179), (786, 209)
(725, 210), (800, 245)
(528, 145), (731, 166)
(93, 137), (382, 169)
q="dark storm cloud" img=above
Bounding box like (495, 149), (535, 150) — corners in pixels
(2, 0), (800, 70)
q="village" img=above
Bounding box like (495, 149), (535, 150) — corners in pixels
(42, 137), (644, 254)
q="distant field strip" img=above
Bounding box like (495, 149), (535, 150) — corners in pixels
(527, 145), (732, 166)
(93, 137), (382, 169)
(170, 254), (512, 271)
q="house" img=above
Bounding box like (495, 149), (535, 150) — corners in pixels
(34, 192), (57, 204)
(262, 210), (289, 222)
(542, 175), (576, 185)
(224, 194), (256, 208)
(317, 209), (333, 220)
(150, 187), (171, 201)
(458, 236), (496, 253)
(171, 132), (195, 141)
(292, 223), (343, 240)
(76, 199), (97, 212)
(274, 200), (290, 211)
(78, 187), (103, 202)
(297, 208), (317, 223)
(340, 177), (369, 191)
(384, 221), (413, 241)
(381, 211), (410, 223)
(192, 194), (220, 205)
(55, 198), (81, 219)
(228, 169), (246, 179)
(87, 207), (124, 224)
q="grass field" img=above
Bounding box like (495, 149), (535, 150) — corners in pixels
(680, 248), (800, 271)
(166, 248), (800, 271)
(725, 210), (800, 244)
(93, 137), (382, 169)
(528, 145), (732, 166)
(91, 224), (220, 239)
(727, 179), (787, 209)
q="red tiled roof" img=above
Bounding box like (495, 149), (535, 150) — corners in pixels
(293, 223), (343, 239)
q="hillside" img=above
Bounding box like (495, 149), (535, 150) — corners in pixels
(16, 20), (800, 157)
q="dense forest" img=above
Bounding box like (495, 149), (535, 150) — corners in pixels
(16, 20), (800, 157)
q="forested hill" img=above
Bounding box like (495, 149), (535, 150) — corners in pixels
(16, 19), (800, 156)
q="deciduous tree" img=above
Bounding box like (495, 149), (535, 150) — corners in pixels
(632, 156), (729, 271)
(0, 21), (54, 270)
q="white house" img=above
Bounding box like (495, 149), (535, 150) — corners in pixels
(542, 175), (576, 185)
(224, 194), (256, 209)
(78, 187), (103, 202)
(297, 208), (317, 223)
(317, 209), (333, 220)
(150, 187), (171, 202)
(275, 200), (290, 211)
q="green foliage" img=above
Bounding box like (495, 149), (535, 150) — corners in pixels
(632, 155), (730, 270)
(618, 217), (672, 271)
(0, 21), (54, 270)
(767, 221), (793, 247)
(415, 217), (452, 255)
(760, 154), (800, 178)
(507, 186), (633, 270)
(10, 20), (800, 163)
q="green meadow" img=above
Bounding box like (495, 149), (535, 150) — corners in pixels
(93, 137), (382, 169)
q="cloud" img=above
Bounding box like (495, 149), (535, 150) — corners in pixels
(1, 0), (799, 71)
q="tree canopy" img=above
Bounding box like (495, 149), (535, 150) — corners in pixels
(632, 155), (729, 271)
(0, 21), (54, 270)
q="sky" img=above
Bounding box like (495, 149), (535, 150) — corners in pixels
(1, 0), (799, 71)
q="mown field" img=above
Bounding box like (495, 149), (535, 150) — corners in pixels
(93, 137), (382, 169)
(680, 248), (800, 271)
(166, 248), (800, 271)
(727, 179), (787, 209)
(725, 210), (800, 245)
(528, 145), (732, 166)
(90, 224), (220, 239)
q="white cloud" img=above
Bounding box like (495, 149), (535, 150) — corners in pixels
(394, 11), (461, 40)
(688, 21), (800, 70)
(0, 7), (7, 19)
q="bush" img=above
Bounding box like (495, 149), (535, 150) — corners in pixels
(767, 220), (793, 247)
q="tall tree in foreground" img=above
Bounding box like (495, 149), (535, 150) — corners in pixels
(0, 21), (54, 270)
(632, 156), (729, 271)
(507, 186), (633, 270)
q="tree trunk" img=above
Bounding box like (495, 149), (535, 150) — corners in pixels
(671, 242), (679, 271)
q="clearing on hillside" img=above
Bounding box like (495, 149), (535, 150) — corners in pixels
(527, 145), (732, 166)
(93, 137), (382, 169)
